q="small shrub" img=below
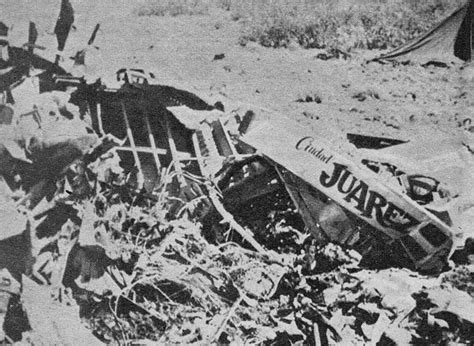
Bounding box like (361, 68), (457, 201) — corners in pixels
(137, 0), (211, 17)
(352, 88), (380, 101)
(135, 0), (465, 52)
(233, 0), (465, 51)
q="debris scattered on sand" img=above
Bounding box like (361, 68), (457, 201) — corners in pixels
(0, 2), (473, 343)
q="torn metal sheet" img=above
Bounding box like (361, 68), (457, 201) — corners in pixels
(0, 177), (27, 240)
(168, 105), (223, 130)
(241, 117), (455, 270)
(356, 136), (474, 195)
(355, 135), (474, 245)
(22, 275), (103, 346)
(168, 105), (244, 178)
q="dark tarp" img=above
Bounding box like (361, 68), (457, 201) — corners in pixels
(375, 0), (473, 64)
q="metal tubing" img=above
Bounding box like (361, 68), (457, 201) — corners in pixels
(120, 101), (142, 174)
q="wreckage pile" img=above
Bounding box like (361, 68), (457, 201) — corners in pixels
(0, 88), (472, 344)
(1, 0), (474, 342)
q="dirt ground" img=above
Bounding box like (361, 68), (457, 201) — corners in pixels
(3, 0), (473, 142)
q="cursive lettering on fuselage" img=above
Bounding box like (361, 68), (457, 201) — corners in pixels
(320, 163), (419, 232)
(295, 137), (333, 164)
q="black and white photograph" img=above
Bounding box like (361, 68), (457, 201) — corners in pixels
(0, 0), (473, 344)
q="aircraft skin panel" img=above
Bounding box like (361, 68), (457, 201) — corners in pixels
(241, 118), (454, 241)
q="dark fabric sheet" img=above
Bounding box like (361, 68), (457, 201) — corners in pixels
(375, 0), (473, 64)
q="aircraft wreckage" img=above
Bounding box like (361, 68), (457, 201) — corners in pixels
(0, 4), (473, 279)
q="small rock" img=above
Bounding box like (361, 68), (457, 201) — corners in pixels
(315, 53), (330, 60)
(296, 94), (322, 104)
(352, 89), (380, 102)
(213, 53), (225, 61)
(354, 93), (367, 102)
